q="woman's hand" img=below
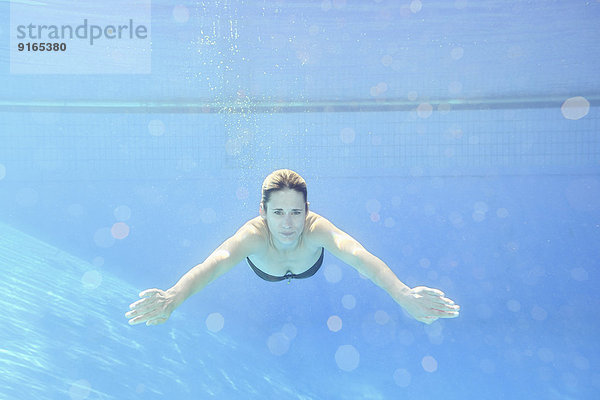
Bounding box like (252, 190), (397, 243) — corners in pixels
(125, 288), (177, 326)
(399, 286), (460, 324)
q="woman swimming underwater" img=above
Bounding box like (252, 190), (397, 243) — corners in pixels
(126, 169), (460, 326)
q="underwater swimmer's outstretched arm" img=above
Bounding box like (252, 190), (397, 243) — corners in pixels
(126, 215), (460, 326)
(125, 223), (262, 326)
(307, 216), (460, 324)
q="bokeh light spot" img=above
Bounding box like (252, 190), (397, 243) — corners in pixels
(537, 348), (555, 363)
(201, 208), (217, 224)
(410, 0), (422, 13)
(480, 359), (495, 374)
(366, 199), (381, 213)
(324, 264), (343, 283)
(417, 103), (433, 119)
(531, 306), (548, 321)
(561, 96), (590, 120)
(114, 205), (132, 221)
(506, 299), (521, 312)
(16, 187), (39, 207)
(148, 119), (165, 136)
(341, 294), (356, 310)
(340, 127), (356, 144)
(497, 208), (509, 218)
(374, 310), (390, 325)
(327, 315), (343, 332)
(69, 380), (91, 400)
(393, 368), (411, 387)
(570, 267), (588, 282)
(281, 323), (297, 340)
(111, 222), (130, 240)
(448, 81), (463, 94)
(236, 186), (249, 200)
(454, 0), (468, 10)
(173, 5), (190, 23)
(206, 312), (225, 333)
(94, 228), (115, 248)
(68, 204), (85, 218)
(398, 329), (415, 346)
(335, 345), (360, 371)
(451, 47), (464, 60)
(565, 178), (600, 211)
(381, 54), (393, 66)
(267, 332), (290, 356)
(384, 217), (395, 228)
(421, 355), (438, 372)
(81, 270), (102, 289)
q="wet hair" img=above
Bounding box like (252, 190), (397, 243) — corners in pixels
(261, 169), (308, 212)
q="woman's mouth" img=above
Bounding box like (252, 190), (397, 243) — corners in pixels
(281, 232), (295, 237)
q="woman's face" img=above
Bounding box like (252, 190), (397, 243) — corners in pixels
(261, 189), (307, 247)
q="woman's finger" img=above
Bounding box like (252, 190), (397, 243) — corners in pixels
(423, 288), (445, 297)
(129, 296), (158, 311)
(139, 288), (162, 298)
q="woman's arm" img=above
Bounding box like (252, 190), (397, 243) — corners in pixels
(125, 221), (263, 326)
(308, 215), (460, 324)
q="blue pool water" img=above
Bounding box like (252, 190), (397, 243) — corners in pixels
(1, 1), (599, 399)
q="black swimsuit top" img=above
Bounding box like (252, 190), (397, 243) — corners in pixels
(246, 247), (324, 282)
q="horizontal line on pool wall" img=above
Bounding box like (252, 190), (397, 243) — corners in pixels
(0, 95), (598, 113)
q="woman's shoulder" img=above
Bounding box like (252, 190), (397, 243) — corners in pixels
(237, 216), (268, 240)
(304, 211), (336, 244)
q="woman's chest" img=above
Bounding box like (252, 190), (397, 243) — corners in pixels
(250, 243), (322, 276)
